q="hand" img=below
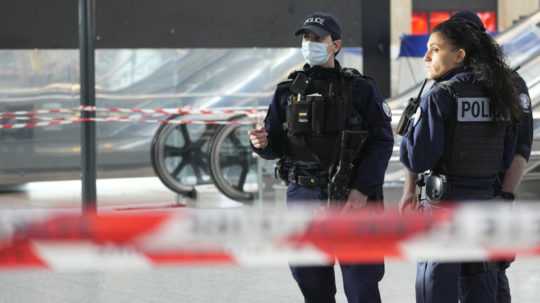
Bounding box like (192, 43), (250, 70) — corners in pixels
(248, 127), (268, 149)
(341, 189), (368, 212)
(399, 191), (418, 214)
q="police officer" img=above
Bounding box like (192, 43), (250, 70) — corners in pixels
(249, 12), (393, 303)
(494, 72), (532, 303)
(398, 18), (521, 303)
(450, 11), (534, 303)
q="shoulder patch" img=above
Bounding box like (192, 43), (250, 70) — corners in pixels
(457, 98), (494, 122)
(382, 102), (392, 118)
(519, 93), (531, 113)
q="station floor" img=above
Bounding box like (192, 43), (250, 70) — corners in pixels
(0, 177), (539, 303)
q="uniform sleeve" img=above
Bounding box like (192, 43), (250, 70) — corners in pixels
(512, 74), (533, 161)
(516, 93), (533, 161)
(399, 87), (452, 173)
(250, 85), (287, 160)
(516, 106), (533, 161)
(502, 125), (518, 170)
(350, 79), (394, 197)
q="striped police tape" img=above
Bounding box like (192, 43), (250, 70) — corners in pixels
(0, 117), (259, 129)
(0, 202), (539, 271)
(0, 106), (265, 118)
(0, 106), (266, 129)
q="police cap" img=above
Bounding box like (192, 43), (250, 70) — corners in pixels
(294, 12), (342, 40)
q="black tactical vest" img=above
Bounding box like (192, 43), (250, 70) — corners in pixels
(282, 68), (365, 170)
(434, 80), (508, 177)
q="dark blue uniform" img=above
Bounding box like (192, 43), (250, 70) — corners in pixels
(253, 61), (393, 303)
(400, 67), (517, 303)
(510, 74), (534, 163)
(495, 73), (533, 303)
(400, 70), (515, 190)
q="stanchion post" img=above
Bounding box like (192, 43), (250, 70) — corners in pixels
(79, 0), (97, 213)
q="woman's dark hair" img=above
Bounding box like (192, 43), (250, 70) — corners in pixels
(432, 19), (521, 122)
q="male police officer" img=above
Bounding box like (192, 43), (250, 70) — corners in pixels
(450, 10), (534, 303)
(249, 12), (393, 303)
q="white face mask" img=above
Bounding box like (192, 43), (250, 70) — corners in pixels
(301, 40), (330, 66)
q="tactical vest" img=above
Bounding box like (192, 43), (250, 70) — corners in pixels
(282, 68), (365, 170)
(434, 80), (508, 177)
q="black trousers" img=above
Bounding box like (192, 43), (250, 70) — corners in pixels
(287, 183), (384, 303)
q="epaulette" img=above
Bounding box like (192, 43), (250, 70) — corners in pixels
(433, 79), (463, 100)
(276, 78), (293, 89)
(341, 67), (362, 79)
(341, 68), (375, 83)
(287, 69), (303, 80)
(276, 69), (303, 89)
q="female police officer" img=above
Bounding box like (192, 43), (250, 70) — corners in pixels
(398, 18), (521, 303)
(450, 11), (534, 303)
(249, 12), (393, 303)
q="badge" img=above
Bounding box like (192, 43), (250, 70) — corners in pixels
(382, 102), (392, 118)
(520, 93), (531, 113)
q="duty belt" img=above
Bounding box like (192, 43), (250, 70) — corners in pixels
(418, 172), (495, 202)
(288, 174), (329, 187)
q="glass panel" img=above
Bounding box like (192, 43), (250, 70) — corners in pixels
(0, 47), (362, 205)
(0, 49), (80, 183)
(90, 47), (362, 205)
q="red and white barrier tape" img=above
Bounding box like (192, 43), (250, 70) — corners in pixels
(81, 106), (266, 116)
(0, 108), (75, 117)
(0, 203), (539, 271)
(0, 106), (266, 129)
(0, 117), (258, 129)
(0, 106), (266, 118)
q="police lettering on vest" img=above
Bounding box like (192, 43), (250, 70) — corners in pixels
(457, 98), (493, 122)
(435, 81), (507, 178)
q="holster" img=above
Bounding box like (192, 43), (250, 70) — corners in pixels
(418, 172), (448, 202)
(275, 159), (290, 184)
